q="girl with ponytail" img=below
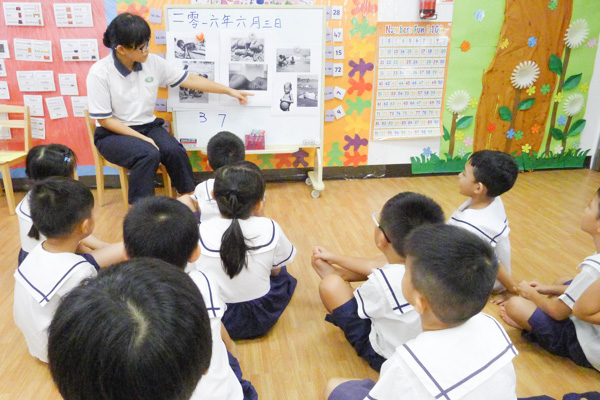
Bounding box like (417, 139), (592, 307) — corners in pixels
(197, 161), (297, 340)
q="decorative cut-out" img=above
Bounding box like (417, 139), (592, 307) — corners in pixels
(548, 0), (558, 11)
(553, 92), (563, 103)
(345, 97), (371, 115)
(274, 154), (292, 168)
(292, 149), (309, 167)
(531, 124), (541, 134)
(327, 142), (344, 166)
(474, 9), (485, 22)
(526, 85), (536, 96)
(349, 39), (375, 59)
(554, 145), (564, 154)
(344, 115), (370, 133)
(347, 77), (373, 95)
(344, 134), (368, 151)
(540, 84), (551, 94)
(257, 154), (274, 169)
(350, 17), (377, 38)
(515, 130), (524, 140)
(521, 143), (532, 153)
(343, 150), (367, 167)
(500, 38), (509, 49)
(348, 59), (374, 78)
(422, 147), (433, 158)
(557, 115), (567, 126)
(527, 36), (537, 47)
(463, 137), (474, 147)
(351, 0), (377, 18)
(580, 83), (589, 93)
(486, 123), (496, 133)
(460, 41), (471, 52)
(469, 98), (478, 108)
(587, 38), (598, 48)
(506, 128), (516, 139)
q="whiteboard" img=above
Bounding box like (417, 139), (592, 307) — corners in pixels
(165, 5), (326, 151)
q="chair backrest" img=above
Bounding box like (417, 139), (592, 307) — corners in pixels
(84, 109), (104, 166)
(0, 104), (31, 152)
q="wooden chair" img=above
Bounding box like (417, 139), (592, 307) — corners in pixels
(0, 105), (31, 215)
(84, 110), (172, 206)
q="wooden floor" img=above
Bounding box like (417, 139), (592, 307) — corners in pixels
(1, 169), (600, 399)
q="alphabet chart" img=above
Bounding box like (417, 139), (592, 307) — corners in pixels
(371, 21), (451, 141)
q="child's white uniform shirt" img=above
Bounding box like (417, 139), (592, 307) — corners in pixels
(188, 269), (243, 400)
(16, 193), (44, 252)
(448, 197), (511, 272)
(366, 313), (518, 400)
(354, 263), (422, 358)
(198, 216), (296, 303)
(558, 254), (600, 371)
(191, 178), (221, 223)
(13, 243), (98, 362)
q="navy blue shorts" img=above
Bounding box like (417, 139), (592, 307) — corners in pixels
(227, 351), (258, 400)
(328, 379), (375, 400)
(524, 307), (593, 368)
(325, 298), (386, 372)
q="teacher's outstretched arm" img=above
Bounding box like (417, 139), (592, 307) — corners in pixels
(180, 74), (253, 105)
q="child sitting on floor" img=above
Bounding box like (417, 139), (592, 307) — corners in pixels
(501, 188), (600, 371)
(123, 196), (257, 399)
(48, 259), (212, 400)
(197, 161), (297, 340)
(448, 149), (519, 300)
(311, 192), (445, 371)
(13, 177), (124, 362)
(325, 224), (518, 400)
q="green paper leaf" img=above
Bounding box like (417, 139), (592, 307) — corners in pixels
(549, 54), (562, 75)
(567, 119), (586, 136)
(456, 116), (474, 129)
(563, 73), (582, 91)
(443, 126), (450, 141)
(518, 98), (535, 110)
(550, 127), (565, 140)
(499, 106), (512, 121)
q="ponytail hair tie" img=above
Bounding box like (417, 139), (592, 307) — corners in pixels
(64, 156), (70, 163)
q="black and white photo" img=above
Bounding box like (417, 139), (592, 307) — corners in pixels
(276, 48), (311, 72)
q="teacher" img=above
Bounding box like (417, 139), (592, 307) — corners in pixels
(86, 13), (250, 204)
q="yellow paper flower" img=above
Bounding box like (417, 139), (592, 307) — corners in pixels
(455, 131), (464, 141)
(500, 38), (509, 49)
(511, 61), (540, 89)
(446, 90), (470, 114)
(553, 92), (563, 103)
(580, 83), (589, 93)
(565, 19), (589, 49)
(526, 86), (536, 96)
(521, 144), (532, 154)
(469, 98), (478, 108)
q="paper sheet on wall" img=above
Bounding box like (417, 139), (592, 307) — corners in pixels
(0, 81), (10, 99)
(0, 41), (9, 59)
(53, 3), (93, 27)
(60, 39), (99, 61)
(70, 96), (88, 117)
(0, 60), (6, 77)
(14, 38), (52, 62)
(30, 117), (45, 139)
(45, 97), (68, 119)
(23, 95), (44, 116)
(17, 71), (55, 92)
(0, 113), (11, 139)
(3, 2), (43, 26)
(59, 74), (78, 95)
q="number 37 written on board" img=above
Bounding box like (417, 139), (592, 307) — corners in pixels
(198, 112), (227, 127)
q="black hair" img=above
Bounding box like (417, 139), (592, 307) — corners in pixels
(468, 150), (519, 197)
(102, 13), (151, 50)
(207, 131), (245, 171)
(29, 177), (94, 239)
(48, 258), (212, 400)
(213, 161), (265, 278)
(380, 192), (445, 257)
(123, 196), (199, 269)
(26, 144), (77, 181)
(405, 224), (498, 325)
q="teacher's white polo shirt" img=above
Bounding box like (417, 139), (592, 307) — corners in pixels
(86, 52), (188, 126)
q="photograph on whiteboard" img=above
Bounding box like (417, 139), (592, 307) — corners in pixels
(179, 61), (215, 104)
(271, 74), (303, 116)
(276, 48), (310, 73)
(230, 33), (265, 62)
(173, 35), (206, 60)
(297, 75), (318, 107)
(229, 63), (268, 91)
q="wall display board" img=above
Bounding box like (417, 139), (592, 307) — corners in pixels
(371, 21), (452, 141)
(165, 5), (326, 196)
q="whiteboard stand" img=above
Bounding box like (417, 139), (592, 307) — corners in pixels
(306, 146), (324, 198)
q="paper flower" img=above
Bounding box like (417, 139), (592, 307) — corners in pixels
(463, 137), (474, 147)
(526, 86), (536, 96)
(455, 131), (464, 141)
(572, 140), (581, 149)
(487, 123), (496, 133)
(515, 130), (524, 140)
(540, 84), (551, 94)
(587, 38), (598, 48)
(563, 93), (585, 116)
(548, 0), (558, 10)
(511, 61), (540, 89)
(461, 41), (471, 52)
(580, 83), (589, 93)
(458, 147), (469, 157)
(528, 36), (537, 47)
(422, 147), (433, 158)
(531, 124), (541, 134)
(506, 128), (516, 139)
(522, 144), (532, 154)
(553, 92), (563, 103)
(558, 115), (567, 126)
(469, 98), (478, 108)
(554, 145), (564, 154)
(474, 9), (485, 21)
(500, 38), (509, 49)
(446, 90), (470, 114)
(565, 19), (589, 49)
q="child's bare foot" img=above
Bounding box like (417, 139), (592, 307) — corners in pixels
(311, 257), (337, 279)
(500, 306), (521, 329)
(490, 291), (512, 306)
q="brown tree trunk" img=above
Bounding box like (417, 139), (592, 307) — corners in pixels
(545, 46), (572, 156)
(448, 113), (458, 158)
(561, 115), (573, 150)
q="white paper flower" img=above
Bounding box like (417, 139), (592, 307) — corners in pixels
(554, 145), (564, 155)
(565, 19), (589, 49)
(563, 93), (585, 116)
(511, 61), (540, 89)
(446, 90), (470, 114)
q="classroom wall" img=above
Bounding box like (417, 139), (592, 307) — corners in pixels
(1, 0), (599, 177)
